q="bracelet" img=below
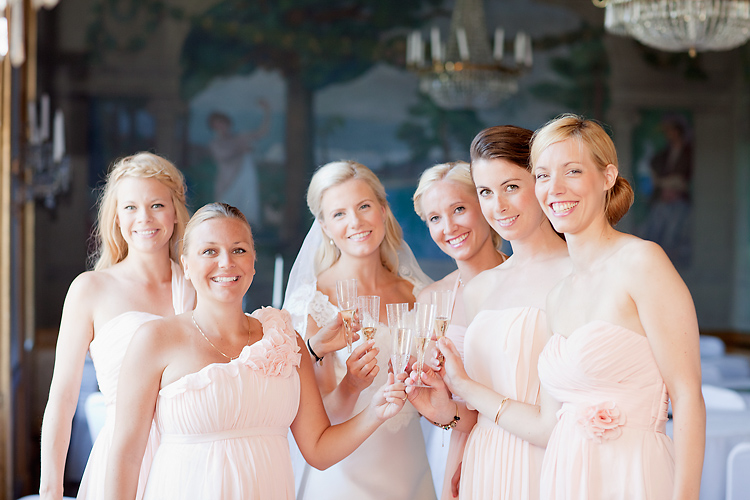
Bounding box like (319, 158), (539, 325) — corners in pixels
(432, 402), (460, 430)
(307, 338), (324, 364)
(494, 396), (510, 425)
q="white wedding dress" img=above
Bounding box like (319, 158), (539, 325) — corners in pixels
(283, 221), (437, 500)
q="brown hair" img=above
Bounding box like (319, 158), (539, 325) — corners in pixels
(470, 125), (534, 173)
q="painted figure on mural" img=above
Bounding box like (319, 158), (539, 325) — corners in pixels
(207, 98), (271, 228)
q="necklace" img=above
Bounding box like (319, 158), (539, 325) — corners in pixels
(191, 312), (251, 361)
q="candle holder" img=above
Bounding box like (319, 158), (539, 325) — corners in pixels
(24, 142), (71, 210)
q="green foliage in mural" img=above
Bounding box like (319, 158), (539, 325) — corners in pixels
(396, 93), (484, 164)
(529, 24), (610, 121)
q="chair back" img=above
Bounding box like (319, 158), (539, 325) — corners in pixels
(84, 391), (107, 442)
(727, 441), (750, 500)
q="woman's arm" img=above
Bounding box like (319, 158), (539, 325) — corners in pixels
(105, 320), (170, 500)
(627, 242), (705, 500)
(290, 334), (406, 469)
(39, 275), (96, 500)
(437, 337), (560, 447)
(306, 315), (377, 423)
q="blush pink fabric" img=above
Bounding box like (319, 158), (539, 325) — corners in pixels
(538, 320), (675, 500)
(142, 308), (302, 500)
(460, 307), (548, 499)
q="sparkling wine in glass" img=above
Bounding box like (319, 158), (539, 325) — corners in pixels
(431, 289), (454, 363)
(358, 295), (380, 342)
(387, 303), (413, 375)
(412, 302), (435, 388)
(336, 278), (358, 353)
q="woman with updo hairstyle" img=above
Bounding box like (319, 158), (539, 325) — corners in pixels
(105, 202), (409, 499)
(531, 114), (705, 499)
(411, 161), (506, 499)
(283, 160), (436, 500)
(40, 152), (195, 500)
(409, 126), (570, 500)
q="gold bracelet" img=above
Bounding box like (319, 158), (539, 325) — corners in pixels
(431, 402), (460, 430)
(494, 397), (510, 425)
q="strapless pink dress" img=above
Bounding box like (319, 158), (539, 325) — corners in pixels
(538, 320), (675, 500)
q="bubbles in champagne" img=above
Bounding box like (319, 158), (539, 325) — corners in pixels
(363, 326), (377, 341)
(434, 317), (449, 338)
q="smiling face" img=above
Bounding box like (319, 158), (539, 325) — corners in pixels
(115, 176), (177, 255)
(472, 157), (547, 242)
(319, 178), (386, 259)
(181, 217), (255, 304)
(421, 179), (493, 262)
(533, 138), (617, 235)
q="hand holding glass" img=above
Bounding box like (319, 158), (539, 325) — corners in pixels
(336, 278), (358, 353)
(387, 303), (413, 375)
(431, 289), (453, 364)
(412, 302), (436, 388)
(358, 295), (380, 342)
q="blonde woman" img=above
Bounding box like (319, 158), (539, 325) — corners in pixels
(40, 153), (194, 500)
(532, 115), (704, 499)
(105, 203), (408, 499)
(283, 161), (436, 500)
(411, 161), (506, 499)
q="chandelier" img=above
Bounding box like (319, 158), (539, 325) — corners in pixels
(599, 0), (750, 56)
(406, 0), (532, 110)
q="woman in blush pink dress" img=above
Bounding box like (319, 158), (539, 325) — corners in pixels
(105, 203), (409, 500)
(40, 153), (194, 500)
(412, 126), (569, 500)
(411, 161), (507, 499)
(531, 115), (704, 500)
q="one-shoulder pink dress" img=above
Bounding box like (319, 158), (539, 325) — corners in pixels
(142, 308), (301, 499)
(538, 320), (675, 500)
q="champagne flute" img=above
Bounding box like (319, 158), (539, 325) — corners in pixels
(412, 302), (435, 388)
(357, 295), (380, 342)
(431, 289), (453, 363)
(336, 278), (358, 353)
(387, 303), (413, 375)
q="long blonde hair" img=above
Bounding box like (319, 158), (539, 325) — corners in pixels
(92, 152), (189, 270)
(306, 160), (403, 275)
(413, 161), (503, 250)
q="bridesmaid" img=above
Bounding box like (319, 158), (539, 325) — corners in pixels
(105, 203), (409, 499)
(532, 114), (704, 499)
(411, 161), (506, 499)
(40, 153), (194, 500)
(283, 160), (436, 500)
(411, 126), (569, 500)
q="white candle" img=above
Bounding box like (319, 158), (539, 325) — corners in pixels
(514, 32), (526, 65)
(406, 32), (413, 65)
(53, 109), (65, 163)
(272, 254), (283, 309)
(456, 28), (470, 61)
(415, 31), (424, 65)
(0, 17), (8, 58)
(431, 27), (441, 62)
(40, 94), (50, 142)
(27, 101), (38, 145)
(525, 34), (533, 66)
(493, 28), (505, 61)
(9, 0), (24, 67)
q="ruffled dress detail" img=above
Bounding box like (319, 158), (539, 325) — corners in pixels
(538, 320), (675, 500)
(77, 261), (193, 500)
(142, 307), (301, 500)
(459, 307), (548, 500)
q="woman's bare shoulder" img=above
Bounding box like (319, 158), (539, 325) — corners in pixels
(416, 271), (458, 302)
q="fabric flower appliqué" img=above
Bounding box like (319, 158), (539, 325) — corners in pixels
(576, 401), (626, 443)
(246, 307), (301, 378)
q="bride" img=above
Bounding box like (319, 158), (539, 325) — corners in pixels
(283, 160), (436, 500)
